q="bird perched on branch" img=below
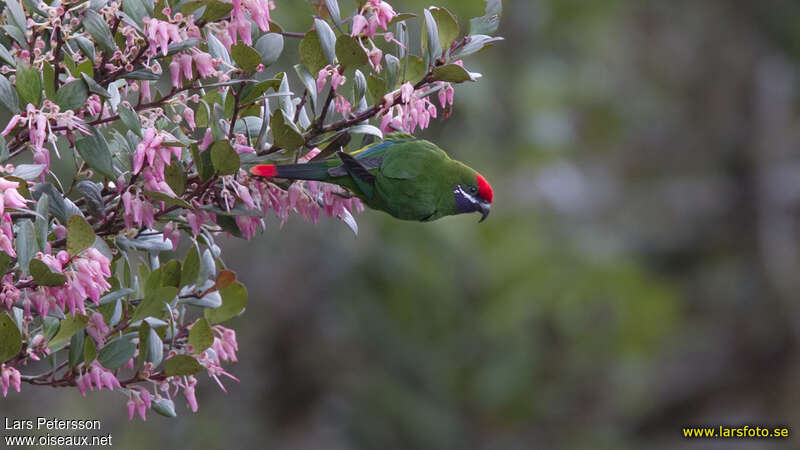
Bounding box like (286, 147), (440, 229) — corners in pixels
(249, 133), (493, 222)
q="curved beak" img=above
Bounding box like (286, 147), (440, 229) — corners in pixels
(478, 201), (491, 223)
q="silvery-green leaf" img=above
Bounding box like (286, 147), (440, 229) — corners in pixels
(15, 220), (36, 276)
(4, 0), (26, 30)
(118, 103), (142, 137)
(314, 18), (337, 66)
(353, 69), (367, 103)
(347, 124), (383, 139)
(207, 33), (230, 65)
(0, 43), (14, 66)
(0, 75), (20, 113)
(294, 65), (318, 110)
(324, 0), (342, 30)
(83, 9), (116, 53)
(423, 8), (442, 62)
(11, 164), (46, 180)
(450, 35), (504, 60)
(254, 33), (284, 67)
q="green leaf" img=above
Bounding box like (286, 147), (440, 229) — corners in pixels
(151, 398), (177, 417)
(299, 30), (328, 75)
(11, 164), (45, 180)
(15, 219), (36, 276)
(403, 55), (427, 84)
(83, 337), (97, 364)
(191, 144), (214, 182)
(146, 326), (163, 367)
(294, 65), (318, 109)
(80, 73), (111, 98)
(423, 8), (442, 61)
(83, 9), (117, 53)
(0, 75), (20, 113)
(188, 317), (213, 353)
(431, 64), (473, 83)
(121, 69), (161, 81)
(450, 35), (503, 60)
(43, 63), (56, 100)
(53, 79), (89, 111)
(30, 259), (67, 286)
(210, 141), (240, 175)
(143, 190), (192, 208)
(118, 103), (142, 137)
(0, 313), (22, 362)
(131, 286), (178, 322)
(4, 0), (26, 30)
(190, 0), (233, 21)
(335, 35), (368, 69)
(74, 59), (94, 78)
(34, 194), (48, 250)
(469, 0), (502, 36)
(4, 25), (27, 49)
(430, 7), (459, 52)
(166, 38), (200, 56)
(207, 33), (230, 65)
(254, 33), (284, 67)
(73, 36), (96, 62)
(0, 252), (11, 277)
(68, 331), (85, 367)
(367, 74), (386, 104)
(165, 162), (187, 195)
(164, 354), (204, 376)
(231, 43), (261, 72)
(205, 281), (247, 323)
(160, 260), (182, 288)
(75, 132), (115, 179)
(76, 180), (104, 217)
(16, 61), (42, 107)
(48, 314), (88, 349)
(97, 337), (136, 370)
(181, 245), (201, 287)
(270, 111), (304, 151)
(314, 18), (337, 66)
(67, 214), (96, 256)
(240, 78), (281, 105)
(0, 43), (14, 66)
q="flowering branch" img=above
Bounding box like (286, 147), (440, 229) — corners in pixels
(0, 0), (503, 420)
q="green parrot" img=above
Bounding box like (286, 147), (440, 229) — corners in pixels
(249, 133), (493, 222)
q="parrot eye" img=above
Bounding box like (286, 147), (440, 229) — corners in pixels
(469, 186), (478, 195)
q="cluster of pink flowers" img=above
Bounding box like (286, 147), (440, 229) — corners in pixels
(24, 248), (112, 317)
(317, 65), (346, 92)
(86, 312), (111, 349)
(121, 190), (156, 230)
(379, 82), (438, 133)
(226, 0), (275, 46)
(143, 17), (183, 57)
(133, 127), (183, 196)
(76, 361), (122, 396)
(211, 325), (239, 363)
(1, 103), (90, 173)
(126, 388), (152, 421)
(1, 364), (21, 398)
(169, 51), (221, 88)
(351, 0), (397, 38)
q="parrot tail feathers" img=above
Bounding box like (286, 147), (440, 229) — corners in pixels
(249, 163), (330, 180)
(250, 165), (278, 177)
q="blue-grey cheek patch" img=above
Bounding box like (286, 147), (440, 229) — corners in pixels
(454, 186), (479, 213)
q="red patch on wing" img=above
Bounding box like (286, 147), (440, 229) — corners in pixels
(250, 165), (278, 177)
(476, 173), (493, 203)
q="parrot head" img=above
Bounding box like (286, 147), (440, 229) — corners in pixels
(453, 173), (493, 222)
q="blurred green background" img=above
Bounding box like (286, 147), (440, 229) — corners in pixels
(6, 0), (800, 448)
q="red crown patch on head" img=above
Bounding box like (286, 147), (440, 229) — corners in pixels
(475, 174), (493, 203)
